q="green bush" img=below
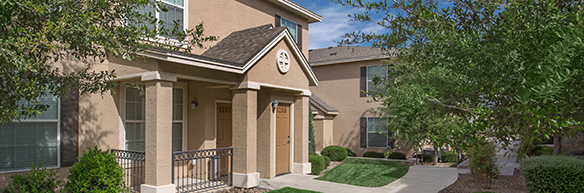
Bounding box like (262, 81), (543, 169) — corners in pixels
(309, 151), (319, 156)
(309, 155), (325, 175)
(441, 151), (458, 163)
(363, 151), (385, 158)
(414, 154), (434, 163)
(1, 164), (63, 193)
(321, 145), (348, 161)
(521, 155), (584, 193)
(66, 146), (127, 193)
(387, 152), (406, 160)
(468, 140), (499, 184)
(345, 148), (357, 157)
(323, 156), (331, 168)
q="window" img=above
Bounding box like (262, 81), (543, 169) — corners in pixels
(172, 88), (184, 152)
(281, 17), (298, 42)
(360, 65), (389, 97)
(0, 93), (60, 172)
(124, 87), (184, 152)
(138, 0), (185, 38)
(366, 117), (389, 148)
(125, 87), (146, 152)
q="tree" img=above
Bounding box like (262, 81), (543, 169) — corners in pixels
(335, 0), (584, 156)
(309, 106), (316, 152)
(0, 0), (216, 123)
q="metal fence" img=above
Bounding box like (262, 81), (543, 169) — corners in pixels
(111, 149), (146, 193)
(172, 147), (233, 193)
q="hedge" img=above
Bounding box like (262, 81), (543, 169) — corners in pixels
(323, 156), (331, 168)
(345, 148), (357, 157)
(414, 154), (433, 163)
(521, 155), (584, 193)
(388, 152), (406, 160)
(363, 151), (385, 158)
(321, 146), (348, 161)
(441, 151), (458, 163)
(309, 155), (325, 175)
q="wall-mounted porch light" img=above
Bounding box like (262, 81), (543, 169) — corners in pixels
(191, 101), (198, 109)
(272, 100), (279, 111)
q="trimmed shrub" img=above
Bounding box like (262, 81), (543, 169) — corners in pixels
(309, 151), (319, 156)
(521, 155), (584, 193)
(321, 145), (348, 161)
(468, 140), (499, 184)
(387, 152), (406, 160)
(363, 151), (385, 158)
(441, 151), (458, 163)
(345, 148), (357, 157)
(1, 164), (63, 193)
(309, 155), (325, 175)
(66, 146), (127, 193)
(414, 154), (433, 163)
(323, 156), (331, 168)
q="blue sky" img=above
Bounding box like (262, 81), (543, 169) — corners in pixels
(292, 0), (386, 49)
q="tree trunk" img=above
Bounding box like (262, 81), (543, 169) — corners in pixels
(554, 132), (562, 155)
(433, 145), (438, 165)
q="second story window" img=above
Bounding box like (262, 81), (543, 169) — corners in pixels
(360, 65), (389, 97)
(139, 0), (185, 38)
(281, 17), (298, 42)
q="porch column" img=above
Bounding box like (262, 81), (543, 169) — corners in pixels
(142, 72), (176, 193)
(293, 94), (311, 174)
(232, 88), (259, 188)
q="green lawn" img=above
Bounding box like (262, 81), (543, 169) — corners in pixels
(268, 187), (321, 193)
(315, 158), (409, 187)
(538, 146), (569, 156)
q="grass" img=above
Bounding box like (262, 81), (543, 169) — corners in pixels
(268, 187), (321, 193)
(315, 158), (409, 187)
(538, 146), (569, 156)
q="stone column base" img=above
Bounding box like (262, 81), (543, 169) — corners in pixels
(292, 163), (311, 175)
(141, 184), (176, 193)
(233, 172), (260, 188)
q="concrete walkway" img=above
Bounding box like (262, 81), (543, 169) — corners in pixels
(259, 165), (458, 193)
(495, 141), (520, 176)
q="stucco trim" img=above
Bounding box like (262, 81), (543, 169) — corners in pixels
(141, 184), (176, 193)
(141, 71), (177, 82)
(233, 172), (260, 188)
(115, 71), (237, 85)
(238, 81), (311, 96)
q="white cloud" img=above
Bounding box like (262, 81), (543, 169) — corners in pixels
(308, 4), (384, 49)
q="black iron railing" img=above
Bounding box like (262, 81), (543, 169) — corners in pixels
(172, 148), (233, 193)
(111, 149), (145, 193)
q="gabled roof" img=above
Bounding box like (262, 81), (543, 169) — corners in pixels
(202, 25), (285, 66)
(309, 94), (338, 115)
(142, 24), (319, 86)
(309, 46), (387, 66)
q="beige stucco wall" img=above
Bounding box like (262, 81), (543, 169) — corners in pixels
(189, 0), (310, 56)
(310, 60), (398, 156)
(313, 113), (334, 152)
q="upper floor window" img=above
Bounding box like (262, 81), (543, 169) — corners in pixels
(275, 15), (302, 49)
(139, 0), (185, 38)
(360, 65), (389, 97)
(281, 17), (298, 42)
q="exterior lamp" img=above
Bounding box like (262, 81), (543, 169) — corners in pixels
(191, 101), (198, 109)
(272, 100), (279, 111)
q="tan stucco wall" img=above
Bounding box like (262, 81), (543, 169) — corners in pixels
(244, 41), (310, 90)
(310, 60), (396, 156)
(189, 0), (310, 56)
(313, 113), (334, 152)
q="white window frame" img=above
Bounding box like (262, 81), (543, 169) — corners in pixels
(366, 65), (389, 97)
(365, 117), (389, 149)
(172, 83), (187, 152)
(0, 96), (61, 173)
(153, 0), (188, 39)
(124, 86), (146, 152)
(281, 17), (298, 42)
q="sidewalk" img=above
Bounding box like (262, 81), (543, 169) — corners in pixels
(457, 141), (520, 176)
(259, 165), (458, 193)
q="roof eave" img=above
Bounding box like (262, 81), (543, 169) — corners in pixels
(310, 55), (390, 67)
(267, 0), (323, 23)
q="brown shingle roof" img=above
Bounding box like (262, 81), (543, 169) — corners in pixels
(202, 24), (286, 66)
(308, 46), (384, 64)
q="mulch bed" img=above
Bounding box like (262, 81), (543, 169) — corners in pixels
(219, 187), (266, 193)
(439, 168), (528, 193)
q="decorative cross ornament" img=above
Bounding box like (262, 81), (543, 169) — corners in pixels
(277, 49), (290, 73)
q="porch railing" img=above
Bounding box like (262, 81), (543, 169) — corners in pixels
(172, 147), (233, 193)
(111, 149), (146, 193)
